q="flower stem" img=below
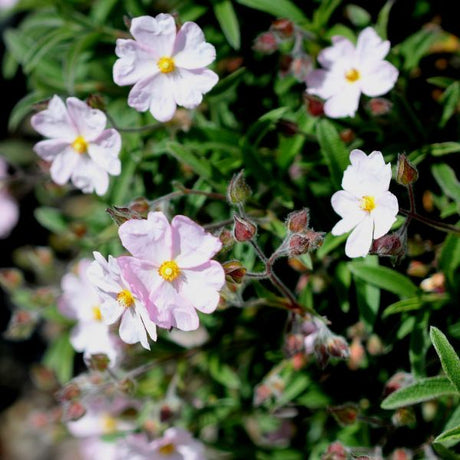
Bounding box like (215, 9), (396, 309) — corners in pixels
(399, 208), (460, 234)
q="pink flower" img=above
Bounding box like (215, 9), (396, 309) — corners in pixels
(306, 27), (398, 118)
(0, 158), (19, 238)
(119, 428), (206, 460)
(58, 259), (119, 365)
(118, 212), (224, 331)
(113, 14), (218, 122)
(31, 96), (121, 195)
(87, 252), (157, 350)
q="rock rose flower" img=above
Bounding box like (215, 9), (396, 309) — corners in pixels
(31, 96), (121, 195)
(87, 252), (157, 350)
(0, 158), (19, 238)
(306, 27), (398, 118)
(113, 14), (218, 122)
(331, 149), (399, 258)
(118, 211), (225, 331)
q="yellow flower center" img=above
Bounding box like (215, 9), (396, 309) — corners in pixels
(158, 260), (180, 282)
(360, 195), (376, 212)
(71, 136), (88, 154)
(158, 443), (176, 455)
(92, 306), (102, 321)
(102, 415), (117, 433)
(345, 68), (360, 83)
(157, 56), (175, 73)
(117, 289), (135, 308)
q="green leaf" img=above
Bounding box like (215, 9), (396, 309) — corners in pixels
(398, 28), (442, 72)
(345, 4), (371, 27)
(435, 425), (460, 444)
(209, 67), (245, 98)
(34, 207), (68, 234)
(432, 163), (460, 203)
(312, 0), (342, 29)
(276, 374), (310, 406)
(383, 293), (448, 317)
(316, 119), (350, 189)
(42, 333), (75, 384)
(439, 233), (460, 284)
(381, 376), (457, 410)
(433, 443), (460, 460)
(90, 0), (118, 22)
(349, 263), (418, 298)
(410, 311), (430, 378)
(355, 256), (380, 331)
(440, 81), (460, 128)
(235, 0), (307, 22)
(214, 0), (240, 50)
(8, 91), (47, 131)
(430, 142), (460, 157)
(430, 327), (460, 392)
(375, 0), (394, 40)
(209, 355), (241, 389)
(317, 233), (348, 258)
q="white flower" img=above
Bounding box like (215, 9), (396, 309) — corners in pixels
(113, 14), (218, 122)
(331, 149), (399, 258)
(0, 158), (19, 238)
(87, 251), (157, 350)
(31, 96), (121, 196)
(306, 27), (398, 118)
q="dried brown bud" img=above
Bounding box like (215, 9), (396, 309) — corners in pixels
(253, 32), (278, 54)
(322, 441), (349, 460)
(160, 404), (175, 423)
(62, 401), (86, 422)
(371, 232), (406, 259)
(0, 268), (24, 291)
(326, 335), (350, 360)
(106, 206), (143, 226)
(288, 230), (324, 256)
(233, 215), (257, 242)
(271, 19), (294, 38)
(367, 97), (393, 116)
(328, 403), (359, 426)
(396, 153), (419, 186)
(223, 260), (247, 284)
(227, 170), (251, 205)
(286, 208), (309, 233)
(56, 383), (81, 402)
(86, 353), (111, 372)
(86, 94), (106, 111)
(304, 94), (324, 117)
(339, 128), (355, 144)
(129, 197), (150, 216)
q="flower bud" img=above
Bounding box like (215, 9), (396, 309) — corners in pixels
(396, 154), (419, 186)
(223, 260), (247, 284)
(118, 377), (136, 395)
(370, 232), (406, 259)
(322, 441), (349, 460)
(328, 403), (359, 426)
(129, 197), (150, 216)
(160, 404), (175, 423)
(86, 353), (111, 372)
(271, 19), (294, 38)
(288, 230), (324, 256)
(86, 94), (106, 111)
(303, 94), (324, 117)
(286, 208), (309, 233)
(3, 309), (39, 341)
(56, 382), (81, 402)
(227, 170), (251, 205)
(233, 215), (257, 242)
(253, 32), (278, 54)
(326, 335), (350, 360)
(383, 372), (414, 398)
(0, 268), (23, 291)
(339, 128), (355, 144)
(218, 229), (235, 253)
(62, 401), (86, 422)
(106, 206), (142, 226)
(366, 97), (393, 116)
(389, 448), (413, 460)
(392, 407), (416, 427)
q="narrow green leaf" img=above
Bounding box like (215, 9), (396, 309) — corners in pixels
(312, 0), (342, 30)
(235, 0), (307, 22)
(432, 163), (460, 203)
(435, 425), (460, 444)
(34, 207), (68, 234)
(410, 311), (430, 378)
(430, 142), (460, 157)
(43, 333), (75, 384)
(316, 119), (350, 189)
(381, 376), (457, 410)
(439, 233), (460, 284)
(8, 92), (47, 131)
(90, 0), (118, 22)
(440, 81), (460, 128)
(375, 0), (394, 39)
(355, 256), (380, 331)
(276, 374), (310, 406)
(430, 327), (460, 392)
(214, 0), (241, 50)
(433, 443), (460, 460)
(383, 293), (448, 317)
(349, 263), (418, 298)
(209, 355), (241, 389)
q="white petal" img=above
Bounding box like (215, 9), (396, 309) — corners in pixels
(331, 215), (364, 236)
(345, 215), (374, 258)
(66, 97), (107, 141)
(173, 22), (216, 69)
(173, 68), (218, 109)
(130, 14), (176, 58)
(318, 36), (354, 69)
(87, 129), (121, 175)
(148, 74), (177, 122)
(356, 27), (390, 64)
(179, 261), (225, 313)
(49, 148), (80, 185)
(373, 191), (399, 239)
(30, 95), (76, 141)
(331, 190), (361, 217)
(0, 192), (18, 238)
(323, 85), (361, 118)
(100, 299), (124, 325)
(127, 75), (157, 112)
(137, 303), (158, 344)
(305, 69), (341, 99)
(33, 139), (69, 161)
(360, 61), (399, 97)
(71, 157), (109, 195)
(119, 309), (145, 345)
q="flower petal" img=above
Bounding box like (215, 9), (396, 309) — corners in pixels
(119, 309), (147, 346)
(323, 85), (361, 118)
(88, 129), (122, 175)
(356, 27), (390, 64)
(50, 148), (80, 185)
(305, 69), (341, 99)
(360, 61), (399, 97)
(71, 157), (109, 195)
(373, 191), (399, 239)
(173, 68), (218, 109)
(137, 304), (158, 344)
(118, 211), (173, 264)
(66, 97), (107, 141)
(30, 95), (76, 141)
(100, 299), (124, 325)
(318, 36), (354, 69)
(173, 22), (216, 69)
(345, 214), (374, 258)
(179, 261), (225, 313)
(171, 215), (222, 268)
(0, 192), (18, 238)
(33, 139), (69, 161)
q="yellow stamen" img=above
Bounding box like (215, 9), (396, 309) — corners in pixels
(158, 260), (180, 282)
(71, 136), (88, 154)
(158, 443), (176, 455)
(102, 415), (117, 433)
(360, 195), (376, 212)
(92, 306), (102, 321)
(157, 56), (175, 74)
(117, 289), (135, 308)
(345, 68), (360, 83)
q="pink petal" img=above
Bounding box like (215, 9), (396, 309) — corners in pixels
(323, 85), (361, 118)
(0, 192), (18, 238)
(33, 139), (69, 161)
(145, 74), (177, 122)
(49, 148), (80, 185)
(118, 212), (173, 264)
(127, 75), (157, 112)
(360, 61), (399, 97)
(71, 157), (109, 196)
(66, 97), (107, 141)
(173, 22), (216, 69)
(88, 129), (121, 175)
(130, 14), (176, 58)
(173, 68), (218, 109)
(171, 215), (222, 268)
(356, 27), (390, 64)
(305, 69), (340, 99)
(137, 305), (158, 343)
(119, 309), (146, 346)
(179, 261), (225, 313)
(345, 214), (374, 258)
(113, 39), (157, 86)
(30, 95), (76, 141)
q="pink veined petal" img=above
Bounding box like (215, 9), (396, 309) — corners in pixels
(113, 39), (157, 86)
(66, 97), (107, 141)
(30, 95), (76, 141)
(323, 85), (361, 118)
(373, 191), (399, 239)
(179, 261), (225, 313)
(130, 14), (176, 58)
(172, 68), (218, 109)
(171, 215), (222, 268)
(149, 281), (180, 329)
(49, 148), (80, 185)
(173, 22), (216, 69)
(171, 304), (199, 331)
(360, 61), (399, 97)
(127, 75), (157, 112)
(356, 27), (390, 64)
(87, 129), (122, 176)
(137, 303), (158, 344)
(147, 74), (177, 122)
(0, 192), (18, 238)
(87, 252), (120, 294)
(33, 139), (69, 161)
(119, 212), (173, 264)
(318, 36), (354, 69)
(345, 214), (374, 258)
(305, 69), (341, 99)
(71, 157), (109, 196)
(119, 308), (147, 346)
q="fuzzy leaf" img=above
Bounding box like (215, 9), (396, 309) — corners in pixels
(214, 0), (241, 49)
(430, 327), (460, 392)
(383, 293), (448, 317)
(435, 425), (460, 444)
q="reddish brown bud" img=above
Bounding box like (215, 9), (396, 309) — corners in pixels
(371, 232), (406, 259)
(304, 94), (324, 117)
(253, 32), (278, 54)
(233, 215), (257, 242)
(223, 260), (247, 284)
(160, 405), (175, 423)
(86, 353), (111, 372)
(129, 197), (150, 216)
(390, 448), (413, 460)
(30, 365), (58, 391)
(106, 206), (143, 226)
(288, 230), (324, 256)
(326, 335), (350, 360)
(86, 94), (106, 111)
(271, 19), (294, 38)
(328, 403), (359, 426)
(383, 372), (414, 398)
(3, 309), (39, 341)
(0, 268), (23, 291)
(367, 97), (393, 116)
(339, 128), (355, 144)
(227, 170), (251, 205)
(62, 401), (86, 422)
(286, 208), (309, 233)
(56, 383), (81, 402)
(322, 441), (349, 460)
(218, 228), (235, 253)
(396, 154), (419, 186)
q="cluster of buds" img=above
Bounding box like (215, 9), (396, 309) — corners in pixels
(328, 403), (360, 427)
(321, 441), (350, 460)
(253, 374), (285, 406)
(284, 209), (324, 257)
(370, 229), (407, 262)
(106, 197), (150, 226)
